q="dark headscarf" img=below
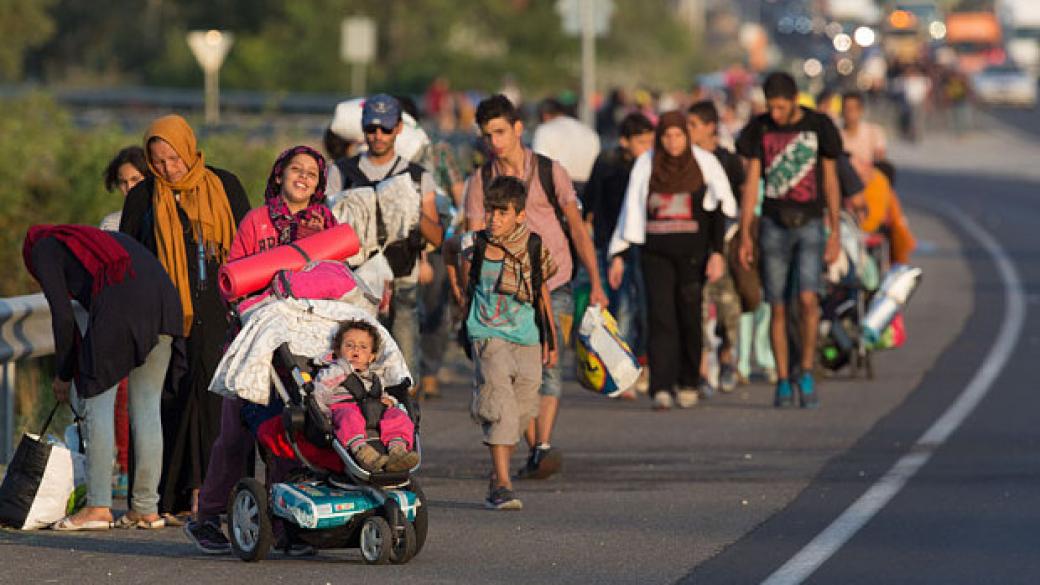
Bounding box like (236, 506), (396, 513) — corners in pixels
(264, 145), (337, 244)
(649, 111), (704, 195)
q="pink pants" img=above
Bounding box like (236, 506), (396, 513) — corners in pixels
(330, 402), (415, 451)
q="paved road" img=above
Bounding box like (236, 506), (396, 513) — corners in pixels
(685, 119), (1040, 584)
(0, 121), (1033, 585)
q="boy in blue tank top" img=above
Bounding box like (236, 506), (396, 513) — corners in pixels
(458, 176), (557, 510)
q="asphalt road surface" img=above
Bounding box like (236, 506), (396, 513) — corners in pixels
(0, 118), (1036, 585)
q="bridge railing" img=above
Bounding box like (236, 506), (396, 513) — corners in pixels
(0, 294), (87, 462)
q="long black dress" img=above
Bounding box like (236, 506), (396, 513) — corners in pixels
(120, 168), (250, 514)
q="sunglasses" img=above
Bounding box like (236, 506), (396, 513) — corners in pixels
(363, 124), (395, 135)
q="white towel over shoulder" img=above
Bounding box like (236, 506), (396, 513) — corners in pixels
(608, 146), (736, 257)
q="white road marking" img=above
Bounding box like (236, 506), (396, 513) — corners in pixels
(761, 205), (1027, 585)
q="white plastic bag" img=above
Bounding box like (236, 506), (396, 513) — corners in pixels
(61, 423), (87, 515)
(576, 305), (642, 398)
(0, 433), (75, 529)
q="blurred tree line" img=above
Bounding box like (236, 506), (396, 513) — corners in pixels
(0, 93), (290, 298)
(14, 0), (708, 94)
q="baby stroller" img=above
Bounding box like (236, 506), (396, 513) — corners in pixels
(817, 211), (880, 379)
(211, 267), (427, 565)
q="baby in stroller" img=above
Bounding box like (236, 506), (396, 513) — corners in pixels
(314, 319), (419, 473)
(210, 261), (427, 564)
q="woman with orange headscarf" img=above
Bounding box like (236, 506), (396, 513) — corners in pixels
(120, 114), (250, 521)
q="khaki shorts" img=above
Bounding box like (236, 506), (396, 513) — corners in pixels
(471, 337), (542, 446)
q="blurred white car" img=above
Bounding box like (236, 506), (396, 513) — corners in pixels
(971, 63), (1038, 108)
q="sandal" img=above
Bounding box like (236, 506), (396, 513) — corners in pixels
(52, 515), (112, 531)
(114, 513), (165, 530)
(160, 512), (191, 527)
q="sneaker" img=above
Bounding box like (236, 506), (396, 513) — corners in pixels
(652, 392), (674, 411)
(184, 520), (231, 555)
(697, 378), (715, 400)
(773, 379), (794, 408)
(677, 388), (700, 409)
(352, 443), (388, 472)
(485, 485), (523, 510)
(515, 446), (562, 480)
(385, 444), (420, 473)
(797, 372), (819, 409)
(719, 364), (738, 393)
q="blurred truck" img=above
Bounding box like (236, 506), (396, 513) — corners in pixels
(998, 0), (1040, 79)
(945, 12), (1004, 75)
(881, 2), (942, 69)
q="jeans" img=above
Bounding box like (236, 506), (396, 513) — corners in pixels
(540, 286), (573, 398)
(596, 248), (646, 357)
(80, 335), (172, 513)
(386, 279), (421, 386)
(419, 252), (451, 378)
(759, 215), (824, 304)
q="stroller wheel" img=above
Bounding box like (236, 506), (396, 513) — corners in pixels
(360, 516), (393, 565)
(407, 478), (428, 556)
(390, 520), (416, 564)
(229, 478), (273, 562)
(385, 499), (417, 564)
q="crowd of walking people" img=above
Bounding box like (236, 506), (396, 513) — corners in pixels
(20, 68), (916, 544)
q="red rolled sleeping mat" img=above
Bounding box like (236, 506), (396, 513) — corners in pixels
(218, 223), (360, 300)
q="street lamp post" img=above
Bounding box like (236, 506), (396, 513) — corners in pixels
(341, 16), (377, 97)
(186, 30), (234, 125)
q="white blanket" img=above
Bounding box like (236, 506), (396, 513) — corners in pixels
(209, 299), (412, 405)
(329, 174), (421, 267)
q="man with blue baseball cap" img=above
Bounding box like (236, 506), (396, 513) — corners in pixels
(335, 94), (443, 391)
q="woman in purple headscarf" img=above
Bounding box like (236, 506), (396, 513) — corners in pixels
(185, 145), (335, 555)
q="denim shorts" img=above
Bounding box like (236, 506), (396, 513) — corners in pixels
(759, 214), (824, 303)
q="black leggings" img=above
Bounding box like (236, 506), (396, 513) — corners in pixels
(641, 248), (704, 395)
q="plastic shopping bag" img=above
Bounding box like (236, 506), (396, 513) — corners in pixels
(62, 416), (87, 515)
(576, 305), (642, 398)
(868, 312), (907, 351)
(0, 405), (76, 529)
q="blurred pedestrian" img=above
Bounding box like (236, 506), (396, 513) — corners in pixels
(100, 146), (150, 231)
(120, 114), (251, 522)
(609, 111), (733, 410)
(533, 98), (601, 198)
(584, 112), (654, 383)
(687, 101), (743, 395)
(840, 91), (887, 183)
(24, 225), (182, 530)
(467, 94), (608, 478)
(397, 95), (466, 399)
(98, 145), (152, 499)
(736, 72), (843, 409)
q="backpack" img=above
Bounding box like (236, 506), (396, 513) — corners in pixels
(480, 154), (578, 267)
(336, 155), (426, 278)
(458, 231), (554, 360)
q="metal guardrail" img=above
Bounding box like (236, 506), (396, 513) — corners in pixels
(0, 294), (86, 462)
